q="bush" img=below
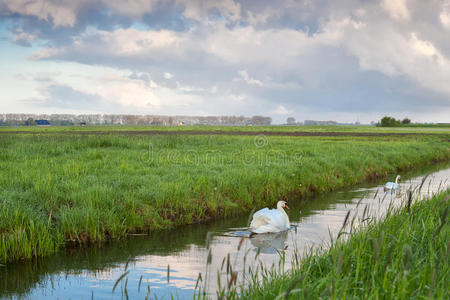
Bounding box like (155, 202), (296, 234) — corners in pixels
(380, 116), (412, 127)
(401, 118), (411, 124)
(380, 116), (400, 127)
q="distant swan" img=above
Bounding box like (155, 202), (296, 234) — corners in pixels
(384, 175), (401, 192)
(249, 201), (290, 234)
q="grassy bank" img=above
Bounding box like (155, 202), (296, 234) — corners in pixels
(0, 128), (449, 263)
(240, 189), (450, 299)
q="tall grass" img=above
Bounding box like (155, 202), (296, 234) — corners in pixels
(238, 190), (450, 299)
(0, 130), (449, 263)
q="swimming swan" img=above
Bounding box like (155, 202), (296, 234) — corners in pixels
(249, 201), (290, 234)
(384, 175), (400, 192)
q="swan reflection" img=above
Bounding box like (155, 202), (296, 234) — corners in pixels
(249, 231), (288, 254)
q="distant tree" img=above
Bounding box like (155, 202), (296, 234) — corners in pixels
(25, 117), (36, 126)
(380, 116), (400, 127)
(286, 117), (296, 125)
(251, 115), (272, 125)
(401, 118), (411, 124)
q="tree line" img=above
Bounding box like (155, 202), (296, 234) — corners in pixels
(378, 116), (411, 127)
(0, 114), (272, 126)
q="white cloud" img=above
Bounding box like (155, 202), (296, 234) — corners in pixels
(11, 29), (37, 46)
(2, 0), (86, 27)
(104, 0), (159, 18)
(203, 25), (314, 67)
(1, 0), (241, 28)
(24, 8), (450, 117)
(315, 14), (450, 96)
(96, 74), (160, 108)
(99, 28), (182, 56)
(2, 0), (450, 123)
(410, 33), (441, 58)
(177, 0), (241, 22)
(233, 70), (263, 86)
(164, 72), (174, 79)
(175, 81), (205, 92)
(440, 1), (450, 29)
(381, 0), (410, 21)
(271, 105), (293, 115)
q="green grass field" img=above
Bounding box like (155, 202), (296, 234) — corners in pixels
(239, 189), (450, 300)
(1, 124), (450, 134)
(0, 126), (449, 263)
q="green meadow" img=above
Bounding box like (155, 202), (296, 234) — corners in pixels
(0, 126), (449, 263)
(1, 124), (450, 134)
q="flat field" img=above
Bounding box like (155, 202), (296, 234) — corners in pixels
(1, 124), (450, 134)
(0, 126), (449, 263)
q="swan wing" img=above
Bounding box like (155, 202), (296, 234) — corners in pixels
(385, 182), (394, 189)
(250, 208), (288, 233)
(250, 208), (271, 229)
(385, 182), (399, 190)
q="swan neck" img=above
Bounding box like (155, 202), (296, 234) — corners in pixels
(277, 207), (290, 224)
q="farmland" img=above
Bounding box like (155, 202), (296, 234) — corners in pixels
(0, 126), (449, 263)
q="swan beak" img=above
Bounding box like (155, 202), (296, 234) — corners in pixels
(285, 205), (290, 210)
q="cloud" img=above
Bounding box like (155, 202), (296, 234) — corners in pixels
(95, 74), (161, 108)
(271, 105), (293, 115)
(318, 16), (450, 96)
(0, 0), (242, 29)
(177, 0), (241, 22)
(27, 84), (108, 111)
(381, 0), (410, 21)
(441, 1), (450, 29)
(1, 0), (450, 123)
(105, 0), (159, 19)
(31, 27), (189, 65)
(2, 0), (85, 27)
(11, 29), (36, 46)
(164, 72), (174, 79)
(233, 70), (263, 86)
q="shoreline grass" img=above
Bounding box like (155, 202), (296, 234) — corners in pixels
(0, 127), (449, 263)
(238, 189), (450, 300)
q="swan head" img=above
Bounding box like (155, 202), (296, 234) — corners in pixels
(395, 175), (401, 183)
(277, 200), (289, 210)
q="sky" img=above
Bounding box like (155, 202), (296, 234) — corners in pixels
(0, 0), (449, 124)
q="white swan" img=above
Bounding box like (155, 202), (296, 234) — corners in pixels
(249, 201), (290, 234)
(384, 175), (401, 192)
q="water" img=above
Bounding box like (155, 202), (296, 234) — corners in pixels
(1, 163), (449, 299)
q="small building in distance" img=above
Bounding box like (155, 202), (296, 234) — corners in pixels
(79, 122), (87, 126)
(35, 120), (51, 126)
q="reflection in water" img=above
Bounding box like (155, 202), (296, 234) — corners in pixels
(1, 163), (449, 299)
(249, 231), (288, 254)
